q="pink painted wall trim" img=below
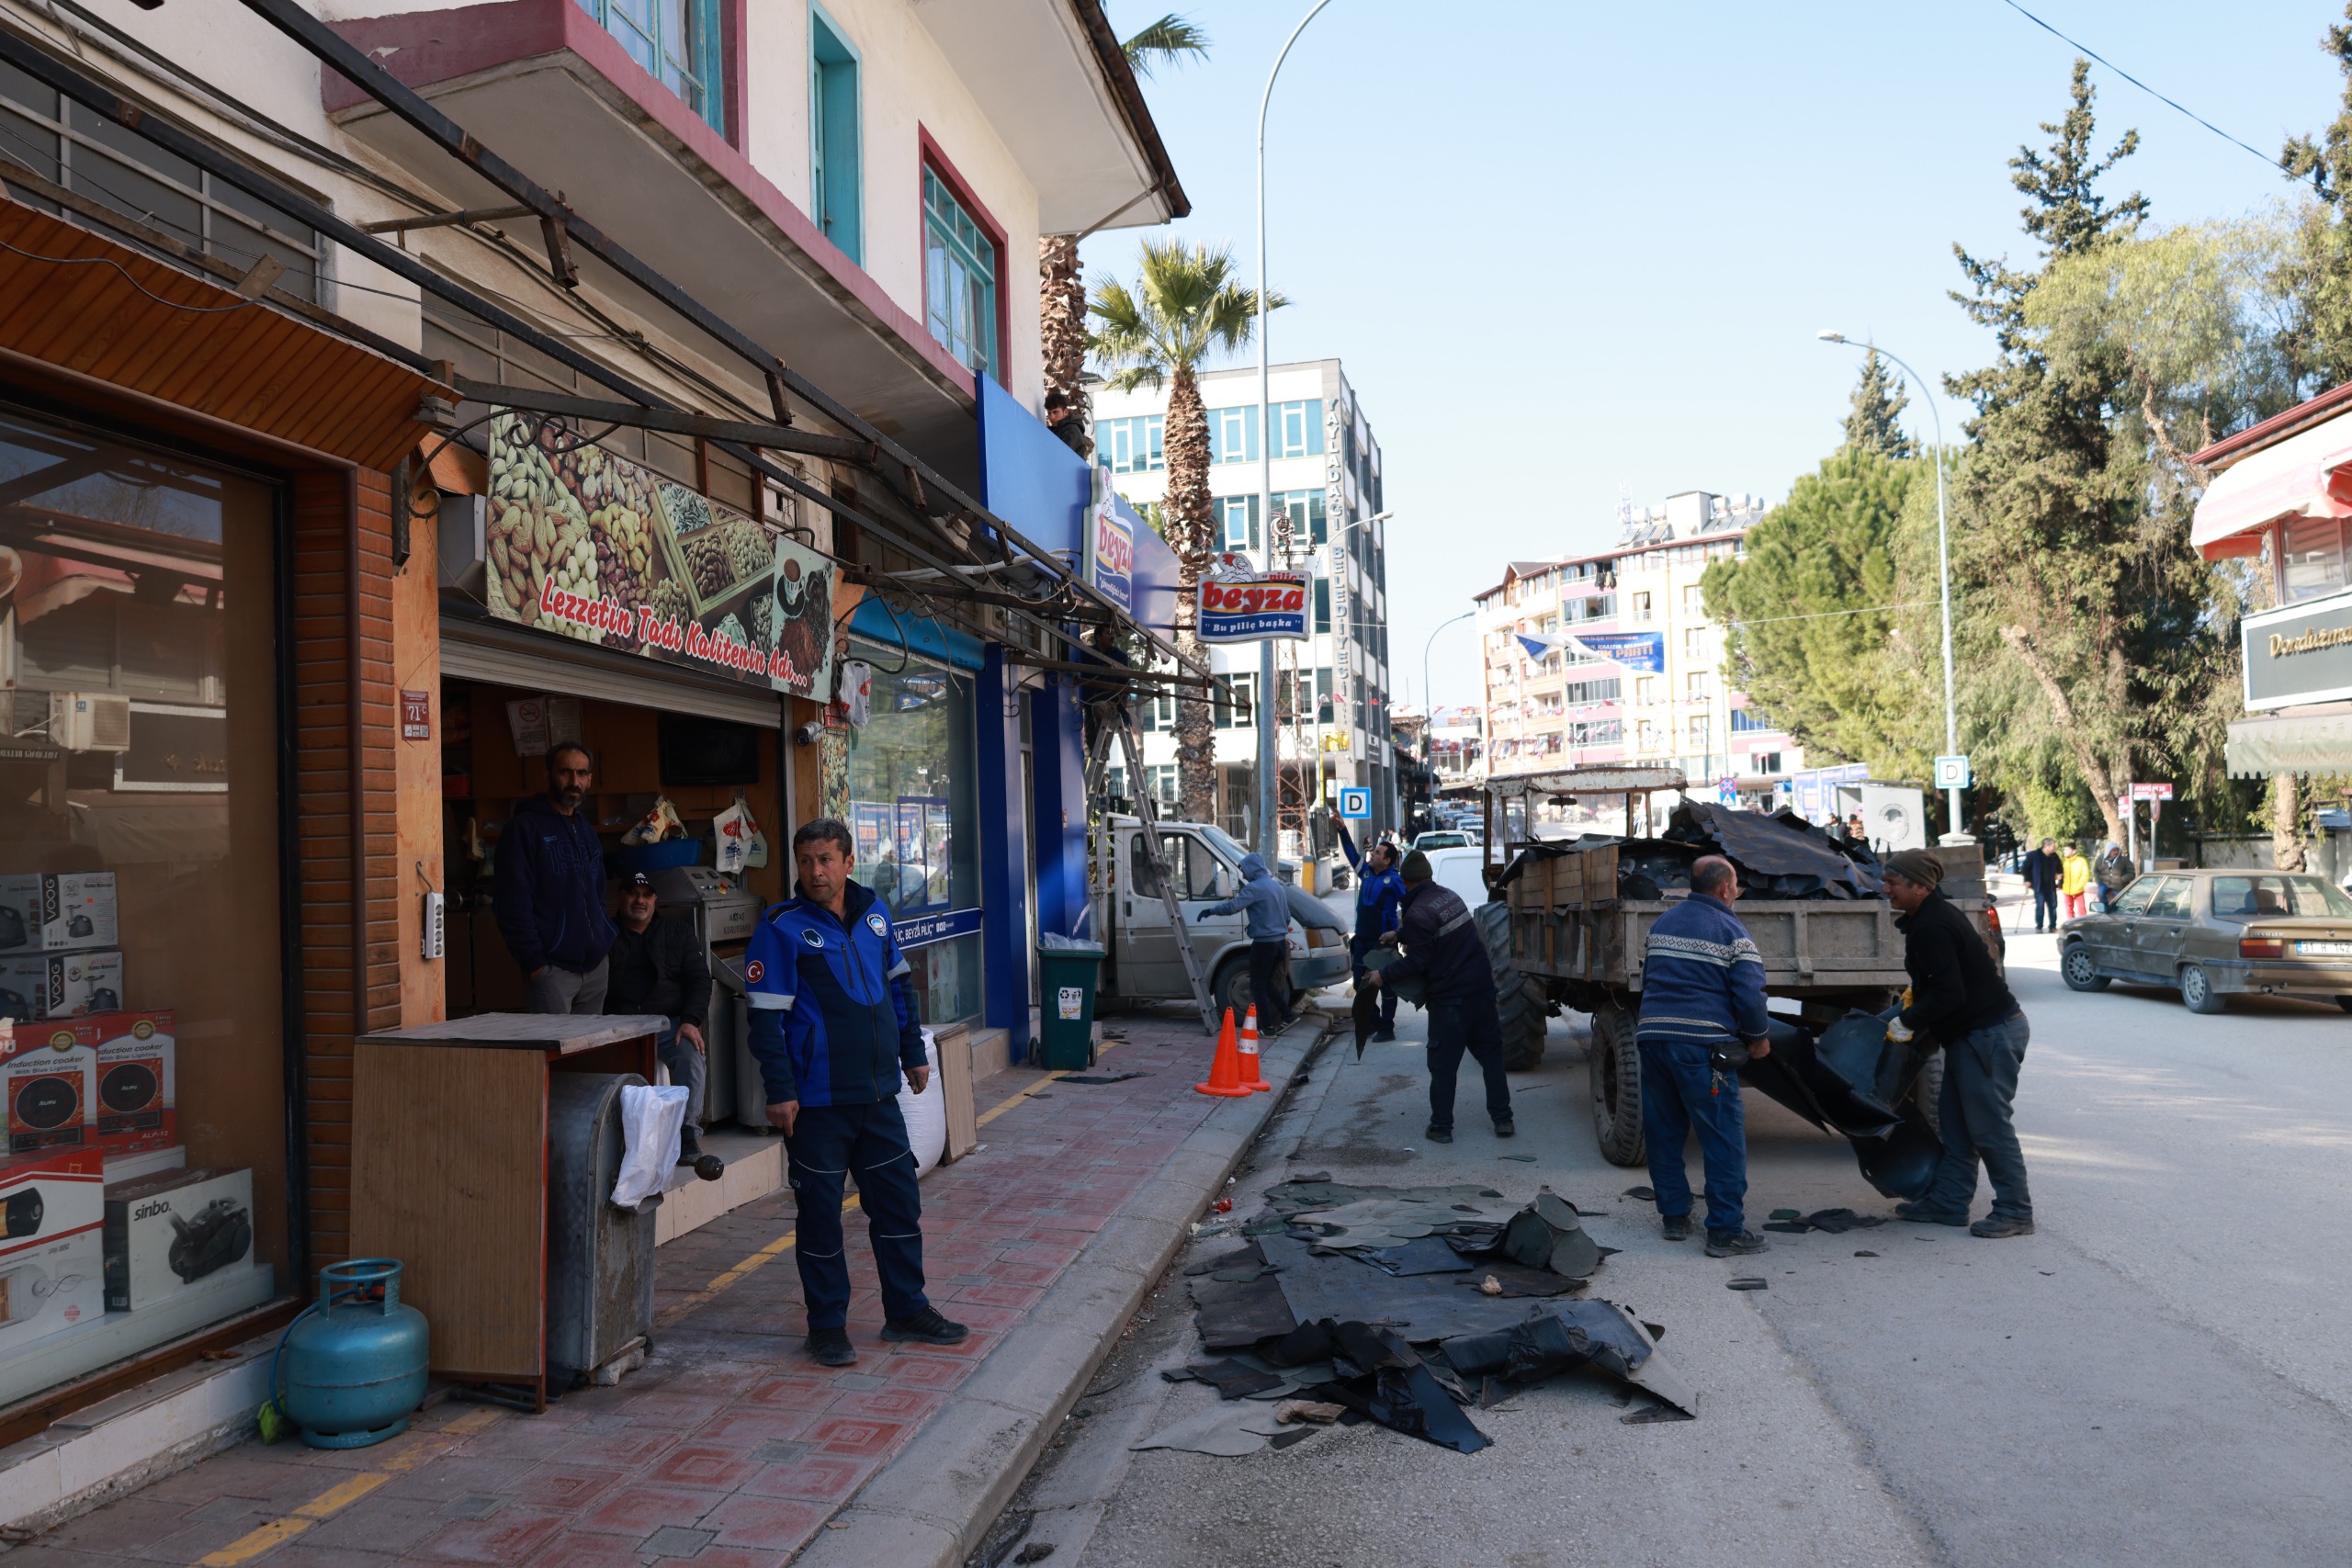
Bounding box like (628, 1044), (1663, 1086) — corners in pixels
(324, 0), (977, 400)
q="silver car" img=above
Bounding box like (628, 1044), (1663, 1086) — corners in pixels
(2059, 869), (2352, 1014)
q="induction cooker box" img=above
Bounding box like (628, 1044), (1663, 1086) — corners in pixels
(0, 874), (117, 953)
(0, 1146), (104, 1353)
(85, 1010), (174, 1153)
(0, 1020), (92, 1155)
(0, 952), (124, 1021)
(104, 1165), (251, 1314)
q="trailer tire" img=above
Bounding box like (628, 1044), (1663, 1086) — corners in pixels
(1476, 902), (1547, 1071)
(1906, 1048), (1944, 1124)
(1589, 1001), (1645, 1167)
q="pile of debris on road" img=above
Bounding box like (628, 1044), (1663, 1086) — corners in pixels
(1503, 800), (1899, 901)
(1138, 1178), (1695, 1459)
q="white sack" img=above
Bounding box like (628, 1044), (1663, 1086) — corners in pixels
(612, 1082), (691, 1210)
(897, 1028), (946, 1178)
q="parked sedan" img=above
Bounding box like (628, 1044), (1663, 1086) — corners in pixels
(2059, 869), (2352, 1013)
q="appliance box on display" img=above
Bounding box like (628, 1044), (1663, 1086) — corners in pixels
(1, 1020), (95, 1156)
(103, 1166), (254, 1314)
(0, 951), (125, 1020)
(0, 874), (118, 953)
(0, 1146), (105, 1354)
(88, 1010), (175, 1152)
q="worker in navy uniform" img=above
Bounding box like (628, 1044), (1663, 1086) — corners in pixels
(1361, 850), (1514, 1144)
(1336, 820), (1404, 1042)
(744, 818), (968, 1367)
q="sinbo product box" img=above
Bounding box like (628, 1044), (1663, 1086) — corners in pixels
(0, 874), (118, 953)
(0, 1019), (94, 1156)
(104, 1166), (253, 1314)
(0, 1146), (104, 1352)
(88, 1010), (174, 1153)
(0, 952), (124, 1021)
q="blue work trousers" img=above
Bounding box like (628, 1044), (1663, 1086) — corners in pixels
(1919, 1011), (2032, 1221)
(1639, 1040), (1748, 1237)
(783, 1099), (930, 1331)
(2030, 886), (2058, 932)
(1349, 935), (1396, 1030)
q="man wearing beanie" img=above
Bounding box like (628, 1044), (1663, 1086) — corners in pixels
(1363, 849), (1514, 1143)
(1883, 849), (2032, 1237)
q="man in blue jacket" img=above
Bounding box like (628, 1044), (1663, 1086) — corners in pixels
(745, 817), (967, 1367)
(1363, 851), (1514, 1143)
(492, 741), (617, 1013)
(1635, 855), (1771, 1257)
(1337, 822), (1403, 1042)
(1198, 852), (1294, 1027)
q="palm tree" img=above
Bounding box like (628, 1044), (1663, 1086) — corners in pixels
(1038, 16), (1210, 456)
(1090, 238), (1281, 824)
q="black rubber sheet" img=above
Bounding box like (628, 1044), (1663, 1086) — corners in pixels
(1442, 1301), (1698, 1416)
(1662, 801), (1883, 899)
(1738, 1016), (1941, 1200)
(1261, 1235), (1581, 1343)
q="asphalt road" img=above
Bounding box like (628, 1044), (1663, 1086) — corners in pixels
(979, 910), (2352, 1568)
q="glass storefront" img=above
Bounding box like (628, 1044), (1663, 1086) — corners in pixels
(827, 646), (981, 1023)
(0, 406), (284, 1405)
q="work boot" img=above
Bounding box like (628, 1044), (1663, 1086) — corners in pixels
(1704, 1230), (1769, 1258)
(1894, 1200), (1969, 1226)
(1371, 1028), (1396, 1043)
(881, 1306), (969, 1346)
(1423, 1124), (1453, 1145)
(676, 1128), (704, 1166)
(1971, 1214), (2035, 1239)
(1662, 1214), (1693, 1242)
(1493, 1119), (1516, 1139)
(806, 1328), (857, 1368)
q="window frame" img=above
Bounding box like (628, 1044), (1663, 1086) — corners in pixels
(916, 131), (1007, 382)
(577, 0), (729, 136)
(808, 4), (862, 264)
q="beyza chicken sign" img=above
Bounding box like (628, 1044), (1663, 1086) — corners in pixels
(1197, 555), (1309, 644)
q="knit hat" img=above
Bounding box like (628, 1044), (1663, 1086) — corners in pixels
(1399, 850), (1433, 884)
(1883, 849), (1944, 889)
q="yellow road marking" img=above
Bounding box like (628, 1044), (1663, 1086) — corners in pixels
(195, 1407), (506, 1566)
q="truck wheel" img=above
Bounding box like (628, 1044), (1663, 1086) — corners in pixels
(1476, 902), (1547, 1071)
(1589, 1002), (1645, 1167)
(1213, 959), (1252, 1022)
(2060, 942), (2109, 992)
(2179, 963), (2226, 1015)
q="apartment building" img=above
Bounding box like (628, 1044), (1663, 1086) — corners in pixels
(1094, 359), (1398, 840)
(1473, 491), (1802, 813)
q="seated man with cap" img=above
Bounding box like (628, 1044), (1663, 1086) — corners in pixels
(606, 870), (722, 1173)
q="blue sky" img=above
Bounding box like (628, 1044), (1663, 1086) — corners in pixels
(1081, 1), (2350, 707)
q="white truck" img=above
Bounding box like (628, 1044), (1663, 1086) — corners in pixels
(1094, 815), (1352, 1017)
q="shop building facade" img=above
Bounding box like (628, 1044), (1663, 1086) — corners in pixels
(0, 0), (1183, 1510)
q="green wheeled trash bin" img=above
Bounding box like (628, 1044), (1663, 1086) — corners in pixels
(1036, 937), (1107, 1070)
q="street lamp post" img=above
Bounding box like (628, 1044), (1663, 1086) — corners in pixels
(1256, 0), (1334, 865)
(1422, 609), (1475, 728)
(1817, 331), (1963, 839)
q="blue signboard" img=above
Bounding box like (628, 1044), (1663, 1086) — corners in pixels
(977, 376), (1089, 560)
(1339, 786), (1371, 820)
(1567, 631), (1666, 672)
(1199, 571), (1309, 644)
(1088, 478), (1137, 614)
(895, 906), (982, 949)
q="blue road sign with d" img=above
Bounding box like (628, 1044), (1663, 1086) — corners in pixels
(1338, 786), (1371, 820)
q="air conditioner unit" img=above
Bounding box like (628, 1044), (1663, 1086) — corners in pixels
(49, 693), (131, 753)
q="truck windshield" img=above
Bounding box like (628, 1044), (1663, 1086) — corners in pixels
(1198, 824), (1255, 867)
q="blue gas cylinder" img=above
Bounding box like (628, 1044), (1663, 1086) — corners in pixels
(277, 1258), (430, 1450)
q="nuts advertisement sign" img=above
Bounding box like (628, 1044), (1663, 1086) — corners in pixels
(482, 414), (836, 701)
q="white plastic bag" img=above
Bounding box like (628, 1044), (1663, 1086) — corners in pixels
(713, 797), (752, 875)
(897, 1028), (946, 1178)
(611, 1082), (690, 1210)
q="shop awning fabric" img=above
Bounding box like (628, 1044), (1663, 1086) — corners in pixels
(2225, 709), (2352, 777)
(2192, 417), (2352, 561)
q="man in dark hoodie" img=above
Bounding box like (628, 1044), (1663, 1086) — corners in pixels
(1363, 850), (1513, 1145)
(493, 741), (617, 1013)
(744, 818), (967, 1367)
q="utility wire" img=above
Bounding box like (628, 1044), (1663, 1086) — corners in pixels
(1993, 0), (2302, 184)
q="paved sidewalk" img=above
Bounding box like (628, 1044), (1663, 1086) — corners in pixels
(12, 1009), (1326, 1567)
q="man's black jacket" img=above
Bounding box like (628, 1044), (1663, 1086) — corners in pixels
(1894, 890), (2015, 1043)
(1383, 880), (1492, 1004)
(2019, 848), (2057, 896)
(605, 911), (710, 1027)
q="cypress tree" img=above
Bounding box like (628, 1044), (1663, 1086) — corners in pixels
(1840, 351), (1915, 459)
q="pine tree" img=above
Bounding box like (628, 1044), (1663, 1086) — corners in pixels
(1840, 351), (1915, 458)
(2280, 8), (2352, 414)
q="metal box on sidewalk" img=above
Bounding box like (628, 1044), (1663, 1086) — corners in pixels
(547, 1072), (657, 1386)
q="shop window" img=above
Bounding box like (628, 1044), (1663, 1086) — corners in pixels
(922, 166), (998, 379)
(576, 0), (727, 134)
(2279, 516), (2349, 604)
(0, 406), (285, 1404)
(808, 6), (862, 263)
(0, 61), (324, 301)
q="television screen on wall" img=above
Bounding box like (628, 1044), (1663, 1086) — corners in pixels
(658, 714), (761, 786)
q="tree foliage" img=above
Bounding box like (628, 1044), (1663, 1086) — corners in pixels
(1841, 352), (1916, 459)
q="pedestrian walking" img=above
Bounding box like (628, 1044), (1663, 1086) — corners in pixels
(605, 871), (720, 1170)
(1362, 850), (1513, 1144)
(1336, 820), (1403, 1043)
(745, 818), (967, 1367)
(2019, 838), (2061, 932)
(2058, 843), (2092, 921)
(1883, 849), (2032, 1238)
(492, 740), (616, 1013)
(1633, 855), (1771, 1257)
(1197, 852), (1294, 1027)
(2093, 840), (2133, 912)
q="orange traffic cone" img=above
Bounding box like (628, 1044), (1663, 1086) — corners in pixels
(1195, 1008), (1250, 1097)
(1237, 1006), (1272, 1091)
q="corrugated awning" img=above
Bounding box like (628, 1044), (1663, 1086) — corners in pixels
(2225, 709), (2352, 777)
(2193, 415), (2352, 561)
(0, 194), (438, 470)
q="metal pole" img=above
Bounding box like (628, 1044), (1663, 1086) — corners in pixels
(1422, 610), (1475, 726)
(1257, 0), (1333, 867)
